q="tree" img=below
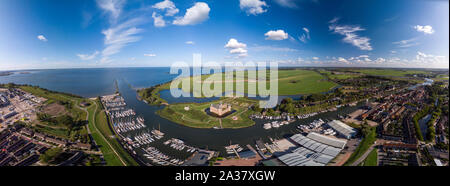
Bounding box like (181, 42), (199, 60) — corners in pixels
(39, 148), (62, 164)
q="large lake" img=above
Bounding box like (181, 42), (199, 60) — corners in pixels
(1, 68), (359, 154)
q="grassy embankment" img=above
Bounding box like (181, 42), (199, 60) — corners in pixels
(344, 126), (377, 166)
(87, 99), (139, 166)
(362, 149), (378, 166)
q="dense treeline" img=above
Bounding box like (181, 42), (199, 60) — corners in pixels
(412, 106), (431, 141)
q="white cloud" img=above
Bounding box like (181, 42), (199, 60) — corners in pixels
(144, 53), (156, 57)
(274, 0), (298, 8)
(414, 25), (434, 34)
(239, 0), (268, 15)
(173, 2), (210, 26)
(393, 37), (419, 48)
(37, 35), (47, 42)
(96, 0), (126, 23)
(265, 30), (289, 40)
(328, 17), (340, 24)
(250, 45), (298, 52)
(329, 22), (372, 51)
(338, 57), (349, 63)
(152, 0), (179, 16)
(225, 38), (248, 57)
(225, 38), (247, 49)
(230, 48), (248, 54)
(299, 27), (310, 43)
(100, 18), (145, 63)
(77, 51), (99, 60)
(374, 58), (386, 64)
(414, 51), (447, 67)
(185, 41), (195, 45)
(152, 12), (166, 27)
(312, 57), (319, 60)
(358, 55), (369, 58)
(96, 0), (146, 63)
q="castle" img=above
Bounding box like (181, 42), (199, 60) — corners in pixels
(210, 102), (232, 116)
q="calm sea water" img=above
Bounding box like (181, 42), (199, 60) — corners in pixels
(1, 68), (359, 154)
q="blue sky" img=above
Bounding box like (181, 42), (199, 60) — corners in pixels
(0, 0), (448, 70)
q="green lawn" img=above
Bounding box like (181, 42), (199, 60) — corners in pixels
(157, 97), (257, 129)
(362, 149), (378, 166)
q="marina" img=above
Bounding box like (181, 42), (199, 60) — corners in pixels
(101, 93), (202, 166)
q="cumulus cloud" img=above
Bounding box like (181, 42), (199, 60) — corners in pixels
(338, 57), (349, 64)
(77, 51), (99, 60)
(414, 25), (434, 34)
(185, 41), (195, 45)
(239, 0), (268, 15)
(299, 27), (310, 43)
(329, 20), (372, 51)
(152, 12), (166, 27)
(225, 38), (248, 57)
(152, 0), (179, 16)
(265, 30), (289, 40)
(37, 35), (48, 42)
(414, 51), (447, 67)
(173, 2), (210, 26)
(312, 57), (319, 60)
(96, 0), (126, 23)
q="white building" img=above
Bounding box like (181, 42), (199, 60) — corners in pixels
(327, 120), (358, 139)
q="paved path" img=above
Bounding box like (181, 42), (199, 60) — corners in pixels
(351, 145), (375, 166)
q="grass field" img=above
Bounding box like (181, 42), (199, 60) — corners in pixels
(157, 97), (257, 129)
(139, 69), (338, 105)
(19, 85), (90, 142)
(350, 69), (430, 77)
(173, 70), (338, 95)
(362, 149), (378, 166)
(318, 70), (362, 80)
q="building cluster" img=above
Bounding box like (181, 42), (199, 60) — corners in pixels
(275, 132), (348, 166)
(0, 124), (49, 166)
(20, 127), (91, 150)
(0, 88), (45, 131)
